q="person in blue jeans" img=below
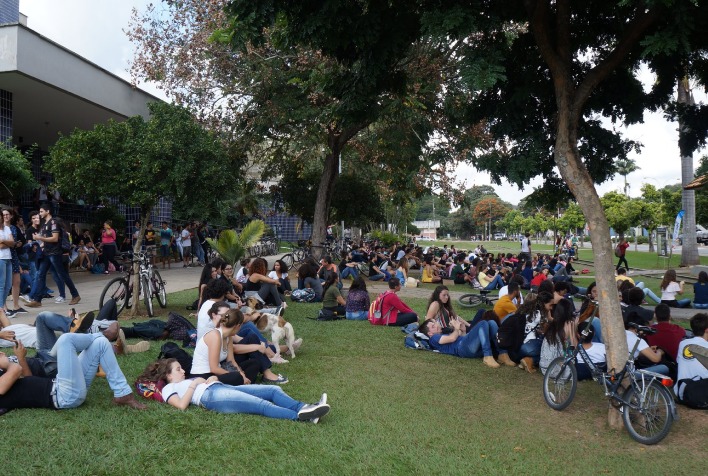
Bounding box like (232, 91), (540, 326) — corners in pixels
(154, 358), (330, 422)
(0, 332), (146, 411)
(25, 205), (81, 308)
(420, 317), (516, 368)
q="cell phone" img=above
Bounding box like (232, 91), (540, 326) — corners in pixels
(71, 307), (76, 318)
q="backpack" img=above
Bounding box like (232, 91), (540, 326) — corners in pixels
(676, 378), (708, 409)
(496, 313), (527, 350)
(90, 263), (105, 274)
(61, 228), (72, 253)
(164, 311), (197, 347)
(614, 243), (622, 257)
(368, 292), (394, 325)
(291, 288), (316, 302)
(157, 342), (193, 375)
(405, 331), (434, 351)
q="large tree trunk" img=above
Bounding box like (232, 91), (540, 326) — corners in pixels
(678, 78), (699, 266)
(311, 141), (340, 259)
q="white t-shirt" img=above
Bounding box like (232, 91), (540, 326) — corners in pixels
(191, 328), (227, 375)
(521, 237), (530, 253)
(577, 342), (606, 366)
(0, 225), (12, 260)
(162, 379), (214, 407)
(236, 267), (248, 283)
(660, 282), (681, 301)
(180, 229), (191, 247)
(196, 299), (217, 342)
(675, 336), (708, 399)
(0, 324), (38, 348)
(268, 270), (287, 280)
(523, 312), (542, 344)
(625, 330), (649, 359)
(499, 286), (524, 306)
(395, 250), (406, 261)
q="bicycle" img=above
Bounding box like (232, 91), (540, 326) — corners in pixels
(457, 288), (498, 308)
(542, 303), (678, 445)
(99, 251), (167, 317)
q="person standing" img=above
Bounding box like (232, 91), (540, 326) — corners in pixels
(0, 210), (15, 317)
(25, 204), (81, 307)
(615, 238), (629, 271)
(520, 232), (531, 262)
(180, 223), (193, 267)
(99, 220), (122, 274)
(159, 221), (174, 269)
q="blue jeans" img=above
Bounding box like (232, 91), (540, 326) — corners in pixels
(483, 274), (505, 290)
(54, 333), (132, 409)
(368, 273), (386, 281)
(519, 338), (542, 366)
(200, 383), (304, 420)
(35, 311), (72, 376)
(30, 254), (78, 301)
(194, 241), (205, 263)
(456, 321), (494, 358)
(346, 310), (368, 320)
(0, 259), (11, 308)
(340, 266), (359, 280)
(636, 282), (660, 304)
(694, 303), (708, 309)
(28, 259), (55, 295)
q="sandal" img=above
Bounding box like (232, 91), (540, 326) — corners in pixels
(262, 374), (289, 384)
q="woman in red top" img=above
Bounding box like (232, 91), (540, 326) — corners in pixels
(379, 277), (418, 326)
(615, 238), (630, 271)
(99, 220), (122, 274)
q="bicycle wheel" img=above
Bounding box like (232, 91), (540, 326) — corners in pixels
(457, 293), (483, 308)
(294, 248), (306, 263)
(281, 253), (294, 268)
(357, 262), (370, 277)
(622, 381), (674, 445)
(154, 270), (167, 308)
(142, 275), (154, 317)
(99, 277), (129, 315)
(542, 357), (578, 410)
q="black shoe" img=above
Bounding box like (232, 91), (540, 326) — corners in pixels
(14, 307), (28, 314)
(70, 311), (95, 334)
(5, 309), (17, 318)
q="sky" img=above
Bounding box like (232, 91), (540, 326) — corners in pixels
(18, 0), (708, 207)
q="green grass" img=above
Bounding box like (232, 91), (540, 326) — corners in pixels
(2, 290), (706, 475)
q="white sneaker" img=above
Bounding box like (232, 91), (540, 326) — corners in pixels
(310, 393), (328, 424)
(55, 296), (66, 303)
(297, 400), (330, 422)
(20, 294), (31, 303)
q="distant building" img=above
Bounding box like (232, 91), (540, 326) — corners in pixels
(413, 220), (440, 240)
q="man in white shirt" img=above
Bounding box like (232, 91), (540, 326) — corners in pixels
(180, 223), (192, 267)
(520, 233), (531, 261)
(675, 313), (708, 402)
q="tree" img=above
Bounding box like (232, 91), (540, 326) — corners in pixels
(637, 184), (665, 252)
(415, 194), (450, 221)
(47, 102), (230, 315)
(0, 147), (35, 204)
(206, 220), (265, 266)
(557, 202), (586, 237)
(472, 197), (511, 238)
(614, 158), (639, 197)
(602, 192), (641, 240)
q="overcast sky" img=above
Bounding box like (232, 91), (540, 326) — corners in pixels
(18, 0), (707, 207)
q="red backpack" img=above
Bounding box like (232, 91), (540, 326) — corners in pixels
(368, 292), (393, 325)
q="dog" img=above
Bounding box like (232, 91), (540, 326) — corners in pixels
(252, 308), (297, 359)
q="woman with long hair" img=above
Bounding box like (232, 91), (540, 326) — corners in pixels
(425, 285), (462, 330)
(540, 298), (578, 374)
(345, 276), (370, 320)
(268, 259), (292, 295)
(140, 358), (330, 422)
(189, 309), (260, 386)
(197, 264), (217, 310)
(244, 257), (285, 308)
(515, 291), (554, 373)
(297, 258), (323, 301)
(99, 220), (122, 274)
(322, 272), (346, 316)
(659, 269), (691, 308)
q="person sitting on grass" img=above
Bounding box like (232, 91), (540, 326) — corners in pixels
(425, 285), (467, 332)
(189, 308), (260, 387)
(674, 313), (708, 403)
(322, 273), (346, 317)
(620, 286), (654, 325)
(244, 257), (286, 309)
(540, 298), (578, 375)
(268, 259), (292, 296)
(659, 269), (691, 308)
(624, 311), (670, 377)
(338, 251), (359, 282)
(476, 262), (505, 290)
(450, 254), (473, 285)
(421, 256), (443, 284)
(297, 258), (324, 301)
(0, 332), (146, 411)
(345, 277), (370, 320)
(493, 281), (520, 322)
(575, 321), (606, 380)
(145, 358), (330, 422)
(378, 278), (419, 327)
(646, 304), (685, 363)
(419, 316), (516, 368)
(693, 271), (708, 309)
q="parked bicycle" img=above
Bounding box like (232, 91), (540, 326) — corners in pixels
(98, 251), (167, 317)
(542, 301), (678, 445)
(457, 288), (498, 308)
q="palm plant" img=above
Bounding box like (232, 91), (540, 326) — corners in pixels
(206, 219), (265, 266)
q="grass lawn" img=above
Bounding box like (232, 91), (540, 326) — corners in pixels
(1, 288), (706, 475)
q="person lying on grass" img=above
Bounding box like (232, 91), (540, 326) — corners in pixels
(0, 333), (145, 412)
(419, 316), (516, 369)
(148, 358), (330, 422)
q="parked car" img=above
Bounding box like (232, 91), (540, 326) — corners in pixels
(678, 225), (708, 245)
(493, 233), (506, 240)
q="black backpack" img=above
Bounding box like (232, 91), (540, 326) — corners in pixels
(496, 313), (528, 351)
(157, 342), (193, 375)
(676, 378), (708, 409)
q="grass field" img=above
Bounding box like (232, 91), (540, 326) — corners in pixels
(1, 288), (706, 475)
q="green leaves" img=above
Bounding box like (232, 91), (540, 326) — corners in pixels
(0, 147), (36, 202)
(206, 219), (265, 266)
